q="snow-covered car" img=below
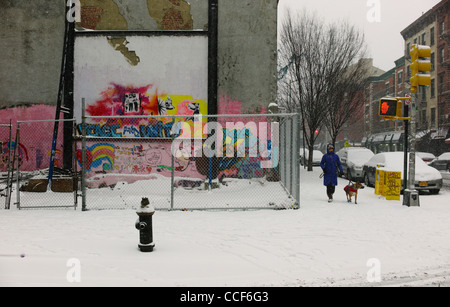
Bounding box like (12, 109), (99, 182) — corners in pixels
(362, 152), (443, 194)
(416, 152), (436, 164)
(336, 147), (374, 181)
(430, 152), (450, 172)
(300, 149), (323, 166)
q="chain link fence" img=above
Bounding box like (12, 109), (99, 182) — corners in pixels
(77, 113), (300, 210)
(6, 112), (300, 211)
(10, 119), (77, 210)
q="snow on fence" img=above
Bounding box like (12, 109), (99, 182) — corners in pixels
(7, 113), (301, 211)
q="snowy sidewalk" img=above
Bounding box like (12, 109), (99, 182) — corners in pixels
(0, 167), (449, 287)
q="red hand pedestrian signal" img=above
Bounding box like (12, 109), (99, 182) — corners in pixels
(381, 101), (390, 114)
(379, 98), (400, 118)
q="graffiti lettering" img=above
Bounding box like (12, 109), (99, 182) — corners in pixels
(77, 121), (180, 139)
(123, 125), (140, 138)
(139, 121), (176, 138)
(77, 124), (122, 138)
(172, 121), (279, 169)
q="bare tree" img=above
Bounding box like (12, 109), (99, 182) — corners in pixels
(322, 24), (370, 147)
(278, 10), (368, 171)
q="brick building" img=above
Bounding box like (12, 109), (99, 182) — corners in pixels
(401, 0), (449, 154)
(362, 57), (406, 153)
(358, 0), (449, 155)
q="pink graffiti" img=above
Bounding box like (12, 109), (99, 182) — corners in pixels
(86, 83), (161, 117)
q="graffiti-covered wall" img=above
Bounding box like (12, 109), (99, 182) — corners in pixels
(0, 0), (278, 175)
(74, 35), (208, 120)
(0, 105), (64, 172)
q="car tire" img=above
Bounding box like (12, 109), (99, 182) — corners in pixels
(429, 189), (440, 195)
(364, 173), (371, 187)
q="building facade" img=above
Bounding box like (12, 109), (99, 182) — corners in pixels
(401, 0), (449, 153)
(358, 0), (449, 155)
(362, 57), (407, 154)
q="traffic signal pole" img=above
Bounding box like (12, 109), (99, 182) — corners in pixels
(403, 93), (420, 207)
(403, 105), (409, 192)
(401, 44), (431, 207)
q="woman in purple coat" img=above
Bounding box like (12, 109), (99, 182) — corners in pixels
(320, 144), (344, 202)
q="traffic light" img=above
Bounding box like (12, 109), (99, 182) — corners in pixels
(379, 97), (402, 118)
(410, 44), (431, 93)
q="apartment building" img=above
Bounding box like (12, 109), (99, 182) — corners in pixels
(362, 57), (406, 153)
(359, 0), (449, 155)
(401, 0), (449, 153)
(401, 5), (439, 131)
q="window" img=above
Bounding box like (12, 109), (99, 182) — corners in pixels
(431, 79), (435, 97)
(431, 107), (436, 128)
(440, 47), (445, 63)
(421, 110), (427, 127)
(407, 65), (411, 78)
(441, 21), (445, 35)
(422, 33), (426, 45)
(398, 70), (403, 86)
(431, 53), (435, 71)
(421, 86), (426, 100)
(431, 27), (435, 45)
(439, 74), (445, 93)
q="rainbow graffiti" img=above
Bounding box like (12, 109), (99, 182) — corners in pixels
(76, 143), (115, 171)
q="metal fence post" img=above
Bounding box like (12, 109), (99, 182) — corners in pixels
(15, 123), (20, 209)
(170, 132), (175, 211)
(5, 123), (12, 209)
(283, 119), (287, 187)
(289, 116), (297, 195)
(73, 119), (78, 210)
(81, 98), (87, 211)
(295, 112), (301, 208)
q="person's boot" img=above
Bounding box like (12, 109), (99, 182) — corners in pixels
(327, 193), (333, 203)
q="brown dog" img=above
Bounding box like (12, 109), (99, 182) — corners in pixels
(344, 182), (364, 204)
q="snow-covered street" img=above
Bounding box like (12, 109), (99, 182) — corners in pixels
(1, 167), (449, 287)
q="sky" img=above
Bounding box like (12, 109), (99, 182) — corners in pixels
(278, 0), (442, 72)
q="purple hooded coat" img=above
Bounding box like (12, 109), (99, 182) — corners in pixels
(320, 146), (343, 186)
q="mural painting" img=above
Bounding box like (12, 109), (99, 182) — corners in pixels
(0, 105), (64, 172)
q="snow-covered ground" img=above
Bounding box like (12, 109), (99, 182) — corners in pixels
(1, 167), (449, 287)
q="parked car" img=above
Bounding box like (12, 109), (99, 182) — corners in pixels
(336, 147), (374, 181)
(429, 152), (450, 172)
(300, 149), (323, 166)
(416, 152), (436, 164)
(362, 152), (443, 194)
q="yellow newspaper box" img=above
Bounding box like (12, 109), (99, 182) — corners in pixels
(375, 169), (385, 195)
(384, 171), (401, 201)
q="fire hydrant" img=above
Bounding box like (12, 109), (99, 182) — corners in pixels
(135, 197), (155, 252)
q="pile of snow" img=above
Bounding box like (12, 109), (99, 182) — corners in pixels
(0, 167), (449, 287)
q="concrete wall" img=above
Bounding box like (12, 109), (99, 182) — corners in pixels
(218, 0), (278, 114)
(0, 1), (65, 108)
